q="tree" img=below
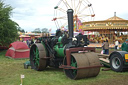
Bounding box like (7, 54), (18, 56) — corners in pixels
(0, 1), (19, 46)
(41, 28), (48, 33)
(17, 27), (25, 33)
(32, 28), (41, 33)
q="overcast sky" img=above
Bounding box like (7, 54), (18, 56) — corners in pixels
(4, 0), (128, 32)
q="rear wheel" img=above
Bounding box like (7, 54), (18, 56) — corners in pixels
(30, 43), (47, 71)
(110, 54), (123, 72)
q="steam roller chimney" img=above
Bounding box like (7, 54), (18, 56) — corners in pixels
(67, 9), (74, 38)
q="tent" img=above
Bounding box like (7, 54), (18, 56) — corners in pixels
(5, 41), (30, 58)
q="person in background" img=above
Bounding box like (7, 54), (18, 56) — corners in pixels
(102, 41), (105, 54)
(26, 40), (30, 48)
(121, 39), (128, 52)
(103, 39), (109, 55)
(114, 40), (119, 50)
(23, 40), (26, 43)
(30, 39), (34, 47)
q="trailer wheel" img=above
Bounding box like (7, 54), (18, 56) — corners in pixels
(110, 54), (123, 72)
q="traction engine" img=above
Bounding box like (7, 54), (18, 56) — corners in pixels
(30, 9), (101, 80)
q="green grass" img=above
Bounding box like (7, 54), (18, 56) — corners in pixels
(1, 50), (128, 85)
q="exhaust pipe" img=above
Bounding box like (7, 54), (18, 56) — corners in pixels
(67, 9), (74, 38)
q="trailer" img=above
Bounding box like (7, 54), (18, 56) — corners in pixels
(99, 51), (128, 72)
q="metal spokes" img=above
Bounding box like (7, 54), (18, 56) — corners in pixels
(33, 47), (39, 66)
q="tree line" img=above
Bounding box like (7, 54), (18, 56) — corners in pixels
(18, 28), (49, 33)
(0, 1), (49, 47)
(0, 1), (19, 46)
(32, 28), (49, 33)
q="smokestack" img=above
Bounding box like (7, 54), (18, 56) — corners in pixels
(67, 9), (74, 38)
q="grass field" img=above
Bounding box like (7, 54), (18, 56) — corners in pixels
(0, 49), (128, 85)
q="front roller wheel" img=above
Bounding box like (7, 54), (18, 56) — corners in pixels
(63, 52), (101, 80)
(30, 43), (47, 71)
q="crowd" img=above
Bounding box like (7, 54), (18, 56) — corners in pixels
(89, 35), (109, 43)
(89, 34), (123, 43)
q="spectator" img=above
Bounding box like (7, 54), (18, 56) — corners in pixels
(103, 39), (109, 54)
(114, 40), (119, 50)
(121, 39), (128, 52)
(29, 39), (31, 46)
(102, 41), (105, 54)
(30, 39), (34, 46)
(23, 40), (26, 44)
(26, 40), (30, 48)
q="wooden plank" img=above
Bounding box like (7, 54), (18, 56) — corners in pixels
(99, 58), (110, 63)
(98, 54), (109, 58)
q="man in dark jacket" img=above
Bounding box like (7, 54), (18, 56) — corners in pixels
(121, 39), (128, 52)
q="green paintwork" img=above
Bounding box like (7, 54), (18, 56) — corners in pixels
(33, 47), (39, 66)
(117, 59), (120, 65)
(53, 36), (65, 57)
(54, 44), (64, 57)
(100, 60), (110, 68)
(58, 36), (62, 43)
(71, 56), (77, 75)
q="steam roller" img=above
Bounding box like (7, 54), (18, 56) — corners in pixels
(30, 9), (101, 80)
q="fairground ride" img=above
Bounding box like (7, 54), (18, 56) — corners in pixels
(52, 0), (95, 33)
